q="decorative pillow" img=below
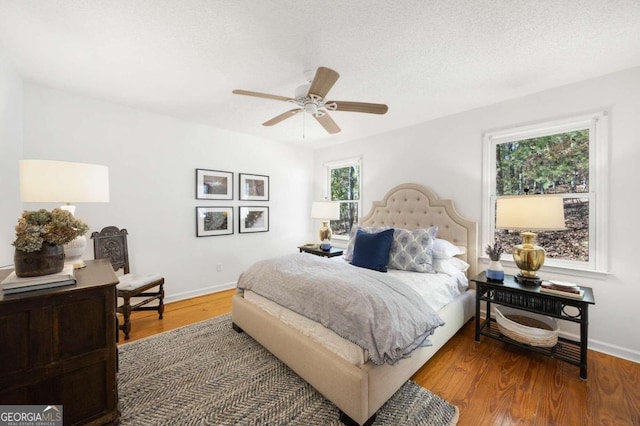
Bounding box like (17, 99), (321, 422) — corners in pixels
(387, 227), (437, 273)
(343, 225), (390, 261)
(434, 257), (470, 276)
(432, 238), (466, 259)
(351, 229), (395, 272)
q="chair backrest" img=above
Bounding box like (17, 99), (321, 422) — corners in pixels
(91, 226), (130, 274)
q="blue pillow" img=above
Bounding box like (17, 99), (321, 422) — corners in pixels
(351, 228), (395, 272)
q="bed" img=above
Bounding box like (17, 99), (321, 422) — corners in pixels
(231, 183), (477, 425)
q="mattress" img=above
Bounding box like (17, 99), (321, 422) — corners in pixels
(242, 261), (469, 366)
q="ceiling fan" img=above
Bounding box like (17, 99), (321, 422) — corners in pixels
(232, 66), (388, 134)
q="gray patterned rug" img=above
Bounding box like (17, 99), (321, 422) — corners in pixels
(118, 314), (459, 425)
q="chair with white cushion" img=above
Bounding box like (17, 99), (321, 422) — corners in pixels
(91, 226), (164, 340)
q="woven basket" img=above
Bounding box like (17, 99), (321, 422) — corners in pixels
(495, 306), (559, 347)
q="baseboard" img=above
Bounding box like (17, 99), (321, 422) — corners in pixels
(163, 281), (237, 304)
(587, 339), (640, 364)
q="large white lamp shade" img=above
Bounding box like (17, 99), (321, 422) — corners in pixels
(19, 160), (110, 205)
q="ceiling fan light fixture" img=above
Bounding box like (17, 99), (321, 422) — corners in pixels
(304, 102), (318, 114)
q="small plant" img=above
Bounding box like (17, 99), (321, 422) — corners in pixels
(13, 208), (89, 253)
(485, 241), (503, 261)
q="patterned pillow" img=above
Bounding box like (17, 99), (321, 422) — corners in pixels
(387, 226), (438, 273)
(343, 225), (390, 261)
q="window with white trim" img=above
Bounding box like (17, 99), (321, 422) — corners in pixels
(325, 157), (361, 240)
(482, 112), (609, 272)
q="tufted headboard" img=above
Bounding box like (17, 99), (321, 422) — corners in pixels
(359, 183), (478, 277)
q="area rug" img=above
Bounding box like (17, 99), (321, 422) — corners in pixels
(118, 314), (459, 425)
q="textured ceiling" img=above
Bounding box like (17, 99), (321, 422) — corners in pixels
(1, 1), (639, 148)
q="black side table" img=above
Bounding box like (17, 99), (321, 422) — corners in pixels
(472, 272), (596, 379)
(298, 245), (344, 258)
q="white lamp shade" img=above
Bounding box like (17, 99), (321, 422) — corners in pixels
(496, 195), (566, 231)
(311, 201), (340, 220)
(19, 160), (110, 203)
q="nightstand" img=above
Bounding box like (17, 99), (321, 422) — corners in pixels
(298, 245), (344, 258)
(472, 272), (595, 379)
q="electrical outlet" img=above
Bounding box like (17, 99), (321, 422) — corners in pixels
(216, 264), (222, 272)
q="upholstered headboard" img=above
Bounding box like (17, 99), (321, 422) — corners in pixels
(359, 183), (478, 277)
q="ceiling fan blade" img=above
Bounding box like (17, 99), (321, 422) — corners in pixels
(328, 101), (388, 115)
(308, 67), (340, 99)
(262, 108), (302, 126)
(232, 89), (294, 102)
(314, 113), (341, 134)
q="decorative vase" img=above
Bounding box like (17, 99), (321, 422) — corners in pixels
(14, 244), (65, 277)
(486, 260), (504, 281)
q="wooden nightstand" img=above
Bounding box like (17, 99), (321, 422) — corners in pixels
(298, 245), (344, 258)
(472, 271), (595, 379)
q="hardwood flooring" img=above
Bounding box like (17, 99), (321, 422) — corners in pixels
(120, 290), (640, 425)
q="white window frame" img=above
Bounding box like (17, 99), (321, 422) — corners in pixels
(481, 112), (609, 275)
(324, 157), (362, 241)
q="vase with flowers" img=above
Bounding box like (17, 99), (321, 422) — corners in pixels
(485, 241), (504, 281)
(12, 208), (89, 277)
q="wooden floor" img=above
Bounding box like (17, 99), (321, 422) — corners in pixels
(120, 290), (640, 426)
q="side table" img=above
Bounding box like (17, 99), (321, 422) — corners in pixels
(298, 245), (344, 258)
(0, 259), (120, 424)
(472, 272), (595, 379)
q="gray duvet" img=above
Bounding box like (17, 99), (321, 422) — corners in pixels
(236, 253), (445, 365)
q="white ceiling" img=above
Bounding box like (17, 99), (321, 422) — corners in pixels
(1, 1), (639, 148)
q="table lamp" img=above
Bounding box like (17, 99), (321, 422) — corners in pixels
(311, 201), (340, 250)
(496, 195), (565, 286)
(19, 160), (110, 268)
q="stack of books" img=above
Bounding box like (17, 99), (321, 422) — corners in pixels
(540, 280), (584, 299)
(1, 265), (76, 295)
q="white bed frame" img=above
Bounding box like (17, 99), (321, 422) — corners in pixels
(232, 183), (477, 425)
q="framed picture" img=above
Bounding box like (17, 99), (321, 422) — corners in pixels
(196, 169), (233, 200)
(239, 206), (269, 233)
(239, 173), (269, 201)
(196, 206), (233, 237)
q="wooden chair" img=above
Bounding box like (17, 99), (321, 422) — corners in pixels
(91, 226), (164, 340)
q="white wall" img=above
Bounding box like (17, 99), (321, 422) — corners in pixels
(20, 84), (315, 301)
(0, 49), (23, 266)
(314, 67), (640, 362)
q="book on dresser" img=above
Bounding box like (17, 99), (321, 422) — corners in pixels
(540, 280), (584, 299)
(1, 265), (76, 294)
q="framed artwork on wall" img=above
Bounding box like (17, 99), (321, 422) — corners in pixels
(239, 173), (269, 201)
(196, 169), (233, 200)
(196, 206), (233, 237)
(239, 206), (269, 233)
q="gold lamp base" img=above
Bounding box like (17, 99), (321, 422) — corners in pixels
(318, 221), (333, 250)
(512, 232), (545, 286)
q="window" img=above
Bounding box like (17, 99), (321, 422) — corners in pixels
(325, 158), (361, 240)
(482, 112), (608, 273)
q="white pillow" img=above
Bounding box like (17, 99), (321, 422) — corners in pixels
(434, 257), (470, 275)
(432, 238), (466, 259)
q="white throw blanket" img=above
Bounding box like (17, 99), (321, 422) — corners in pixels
(237, 253), (445, 365)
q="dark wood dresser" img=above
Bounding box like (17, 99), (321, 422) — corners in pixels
(0, 258), (119, 425)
